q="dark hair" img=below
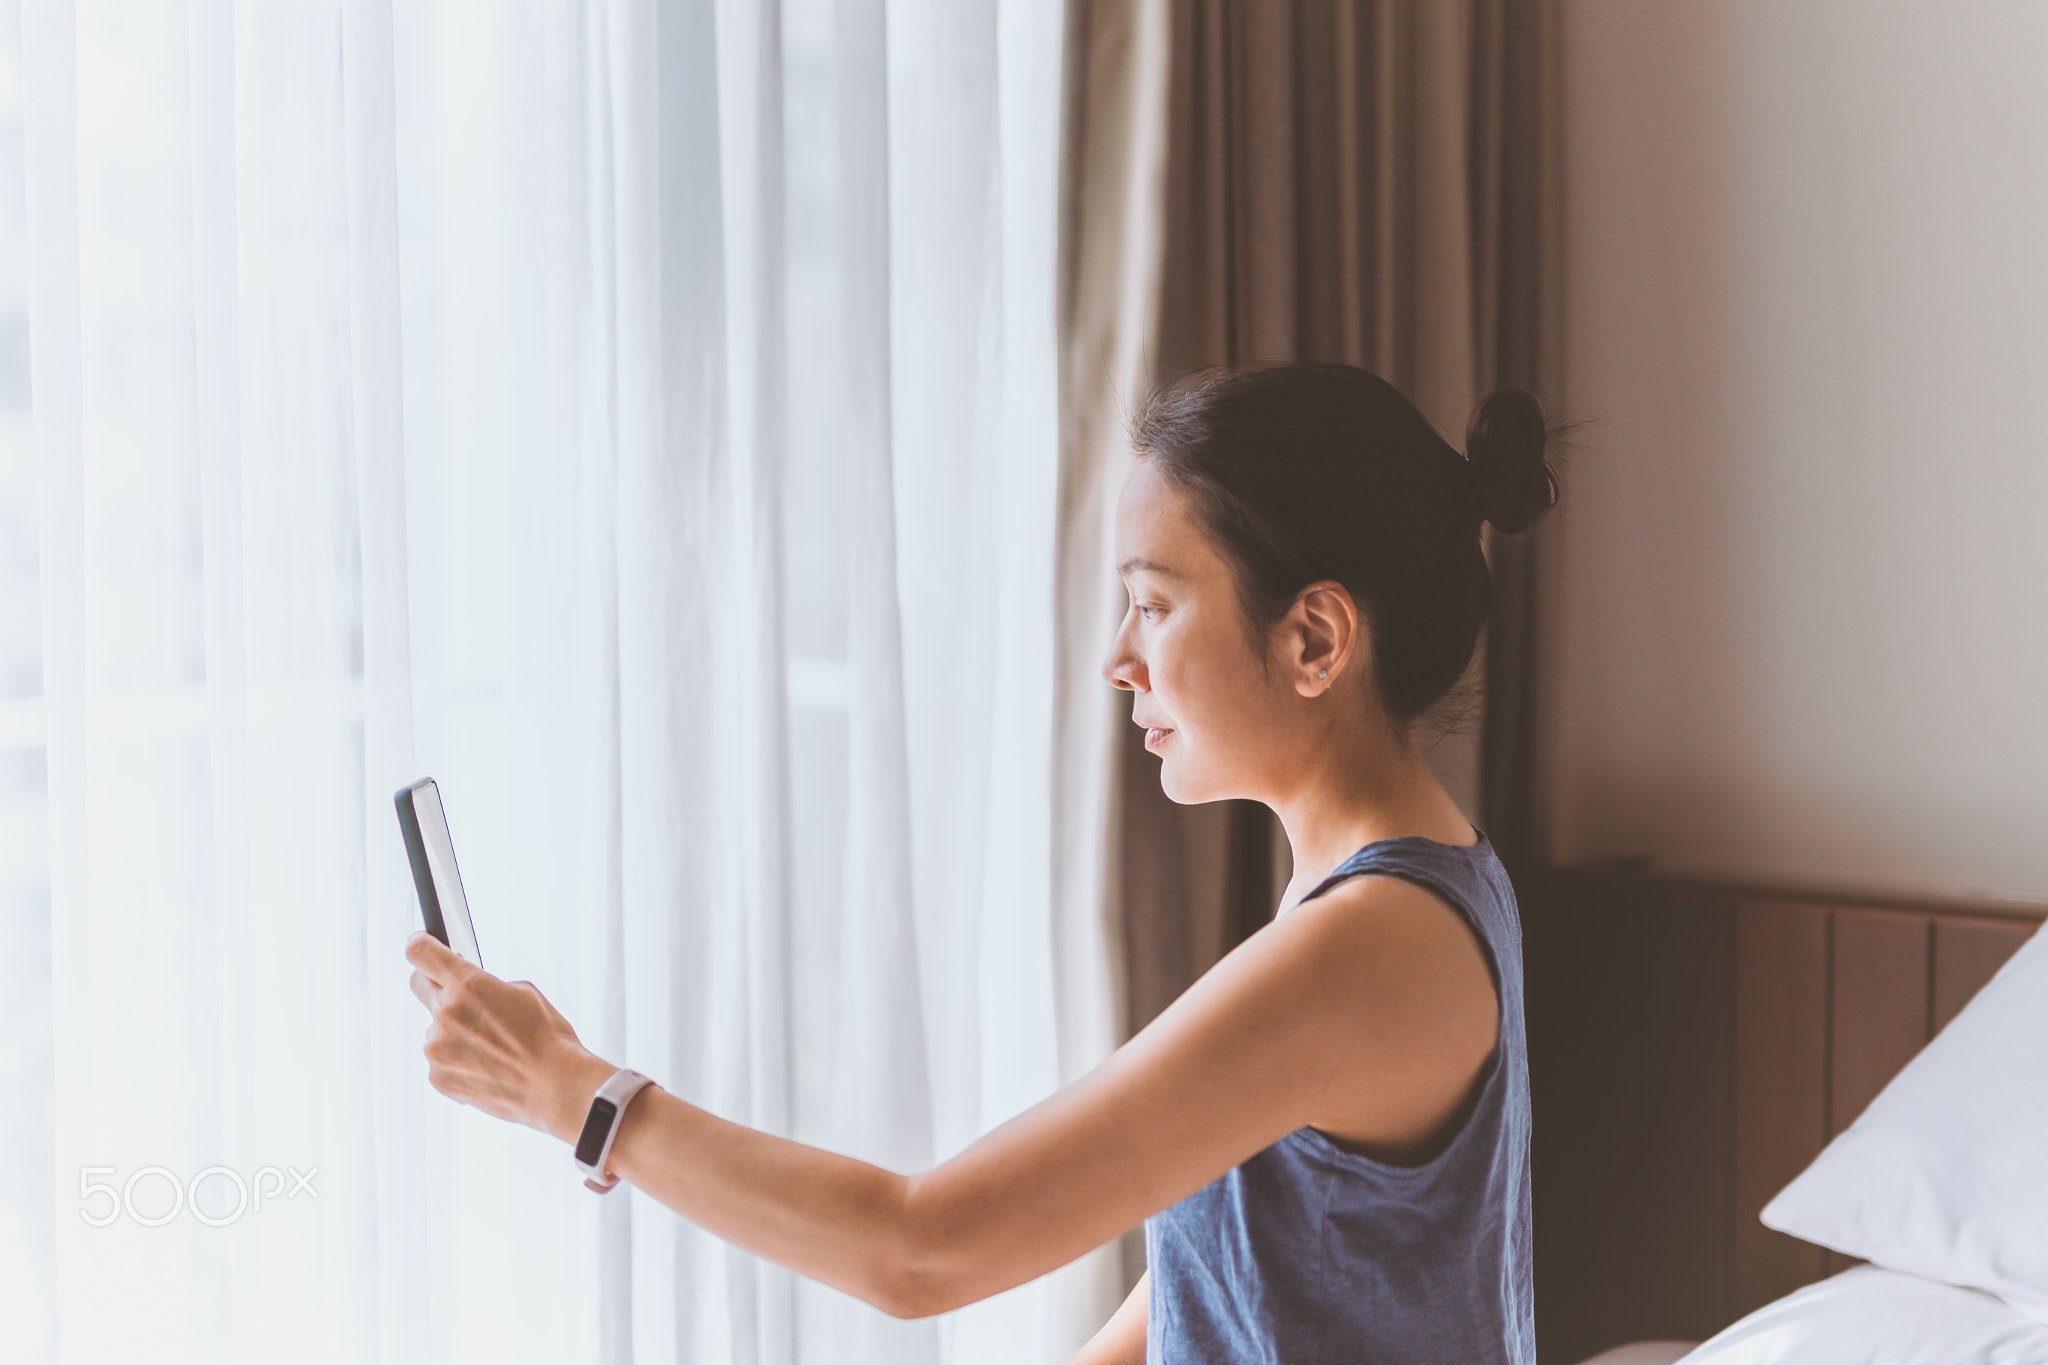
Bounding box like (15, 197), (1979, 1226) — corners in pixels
(1131, 362), (1561, 726)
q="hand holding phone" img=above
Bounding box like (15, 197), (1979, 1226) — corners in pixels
(395, 778), (484, 968)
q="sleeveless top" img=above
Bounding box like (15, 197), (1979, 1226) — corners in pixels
(1144, 829), (1534, 1365)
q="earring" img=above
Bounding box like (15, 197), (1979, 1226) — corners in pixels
(1317, 669), (1328, 679)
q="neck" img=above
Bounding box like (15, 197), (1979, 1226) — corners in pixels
(1269, 711), (1475, 908)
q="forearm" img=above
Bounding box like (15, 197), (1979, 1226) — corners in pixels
(536, 1048), (1156, 1320)
(564, 1078), (924, 1315)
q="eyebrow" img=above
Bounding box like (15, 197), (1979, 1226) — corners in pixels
(1118, 557), (1180, 579)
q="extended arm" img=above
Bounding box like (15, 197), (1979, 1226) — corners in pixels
(405, 872), (1495, 1319)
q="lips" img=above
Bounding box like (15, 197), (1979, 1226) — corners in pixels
(1136, 720), (1174, 751)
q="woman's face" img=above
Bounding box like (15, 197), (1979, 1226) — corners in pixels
(1101, 458), (1307, 805)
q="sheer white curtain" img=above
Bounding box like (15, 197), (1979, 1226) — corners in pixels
(11, 1), (1119, 1362)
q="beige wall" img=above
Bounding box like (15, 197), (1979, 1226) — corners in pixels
(1542, 2), (2048, 899)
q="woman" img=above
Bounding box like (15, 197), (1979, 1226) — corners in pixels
(406, 361), (1558, 1363)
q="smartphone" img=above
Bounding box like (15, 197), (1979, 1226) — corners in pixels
(394, 778), (484, 968)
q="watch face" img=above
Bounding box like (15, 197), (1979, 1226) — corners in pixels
(575, 1097), (620, 1166)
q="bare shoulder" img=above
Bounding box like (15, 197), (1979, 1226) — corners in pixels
(1272, 871), (1496, 990)
(1259, 872), (1500, 1154)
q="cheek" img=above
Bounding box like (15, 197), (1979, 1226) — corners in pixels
(1144, 629), (1208, 716)
(1153, 621), (1270, 743)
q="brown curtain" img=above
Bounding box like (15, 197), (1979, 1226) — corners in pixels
(1118, 0), (1559, 1038)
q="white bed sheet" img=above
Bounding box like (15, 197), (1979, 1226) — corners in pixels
(1669, 1265), (2048, 1364)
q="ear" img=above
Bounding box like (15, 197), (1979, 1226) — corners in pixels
(1280, 581), (1358, 698)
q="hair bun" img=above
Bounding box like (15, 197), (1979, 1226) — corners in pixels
(1464, 387), (1558, 535)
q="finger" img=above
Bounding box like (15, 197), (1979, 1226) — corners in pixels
(408, 969), (440, 1011)
(405, 930), (467, 985)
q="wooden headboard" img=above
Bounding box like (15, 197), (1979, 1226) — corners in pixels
(1522, 863), (2045, 1364)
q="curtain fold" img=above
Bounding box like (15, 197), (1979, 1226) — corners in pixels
(1054, 0), (1172, 1299)
(1470, 0), (1562, 872)
(14, 2), (1109, 1362)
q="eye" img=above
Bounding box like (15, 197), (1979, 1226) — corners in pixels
(1137, 603), (1163, 622)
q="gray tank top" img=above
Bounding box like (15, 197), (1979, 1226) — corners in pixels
(1144, 830), (1534, 1364)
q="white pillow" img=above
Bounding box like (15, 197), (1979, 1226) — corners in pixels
(1761, 919), (2048, 1324)
(1674, 1266), (2048, 1364)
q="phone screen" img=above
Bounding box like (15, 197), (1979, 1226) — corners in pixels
(395, 778), (484, 968)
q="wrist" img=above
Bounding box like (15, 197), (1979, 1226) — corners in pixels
(543, 1049), (622, 1146)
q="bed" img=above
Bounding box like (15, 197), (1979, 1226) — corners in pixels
(1528, 865), (2048, 1365)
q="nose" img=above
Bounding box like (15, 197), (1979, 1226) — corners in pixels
(1102, 612), (1146, 693)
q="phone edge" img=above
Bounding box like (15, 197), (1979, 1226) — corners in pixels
(394, 780), (450, 948)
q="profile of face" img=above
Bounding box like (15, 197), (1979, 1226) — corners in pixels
(1101, 457), (1356, 805)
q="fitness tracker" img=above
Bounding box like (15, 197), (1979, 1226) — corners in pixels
(573, 1069), (655, 1193)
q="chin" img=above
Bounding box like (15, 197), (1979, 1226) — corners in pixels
(1156, 756), (1225, 806)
